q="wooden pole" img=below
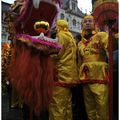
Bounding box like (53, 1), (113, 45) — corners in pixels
(107, 20), (115, 120)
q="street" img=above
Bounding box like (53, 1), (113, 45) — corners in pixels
(2, 93), (23, 120)
(2, 85), (87, 120)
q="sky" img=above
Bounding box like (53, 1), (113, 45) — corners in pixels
(78, 0), (92, 14)
(2, 0), (92, 14)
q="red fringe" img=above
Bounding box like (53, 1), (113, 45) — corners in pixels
(8, 41), (54, 115)
(93, 2), (118, 26)
(54, 79), (108, 88)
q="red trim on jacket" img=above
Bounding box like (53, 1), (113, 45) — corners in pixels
(54, 79), (109, 88)
(79, 79), (109, 84)
(54, 80), (80, 87)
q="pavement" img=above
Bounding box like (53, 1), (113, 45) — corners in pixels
(2, 92), (23, 120)
(2, 85), (87, 120)
(2, 85), (118, 120)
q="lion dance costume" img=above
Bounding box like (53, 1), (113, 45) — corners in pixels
(6, 0), (62, 119)
(78, 15), (109, 120)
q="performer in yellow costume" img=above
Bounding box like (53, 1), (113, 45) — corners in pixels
(78, 15), (109, 120)
(49, 19), (79, 120)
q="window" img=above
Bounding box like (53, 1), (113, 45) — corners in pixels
(2, 13), (6, 21)
(73, 19), (76, 26)
(61, 13), (64, 19)
(2, 33), (7, 40)
(67, 18), (69, 22)
(78, 22), (81, 29)
(72, 3), (76, 11)
(2, 26), (7, 32)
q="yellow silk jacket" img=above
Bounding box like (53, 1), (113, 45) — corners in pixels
(53, 30), (79, 87)
(78, 32), (109, 84)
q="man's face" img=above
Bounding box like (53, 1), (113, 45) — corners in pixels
(83, 17), (94, 31)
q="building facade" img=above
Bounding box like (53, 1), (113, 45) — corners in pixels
(57, 0), (84, 36)
(2, 2), (11, 43)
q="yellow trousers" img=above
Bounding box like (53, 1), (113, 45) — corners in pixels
(49, 86), (72, 120)
(83, 83), (109, 120)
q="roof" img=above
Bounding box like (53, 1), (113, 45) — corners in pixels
(61, 0), (68, 5)
(61, 0), (68, 9)
(2, 1), (11, 12)
(61, 0), (84, 18)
